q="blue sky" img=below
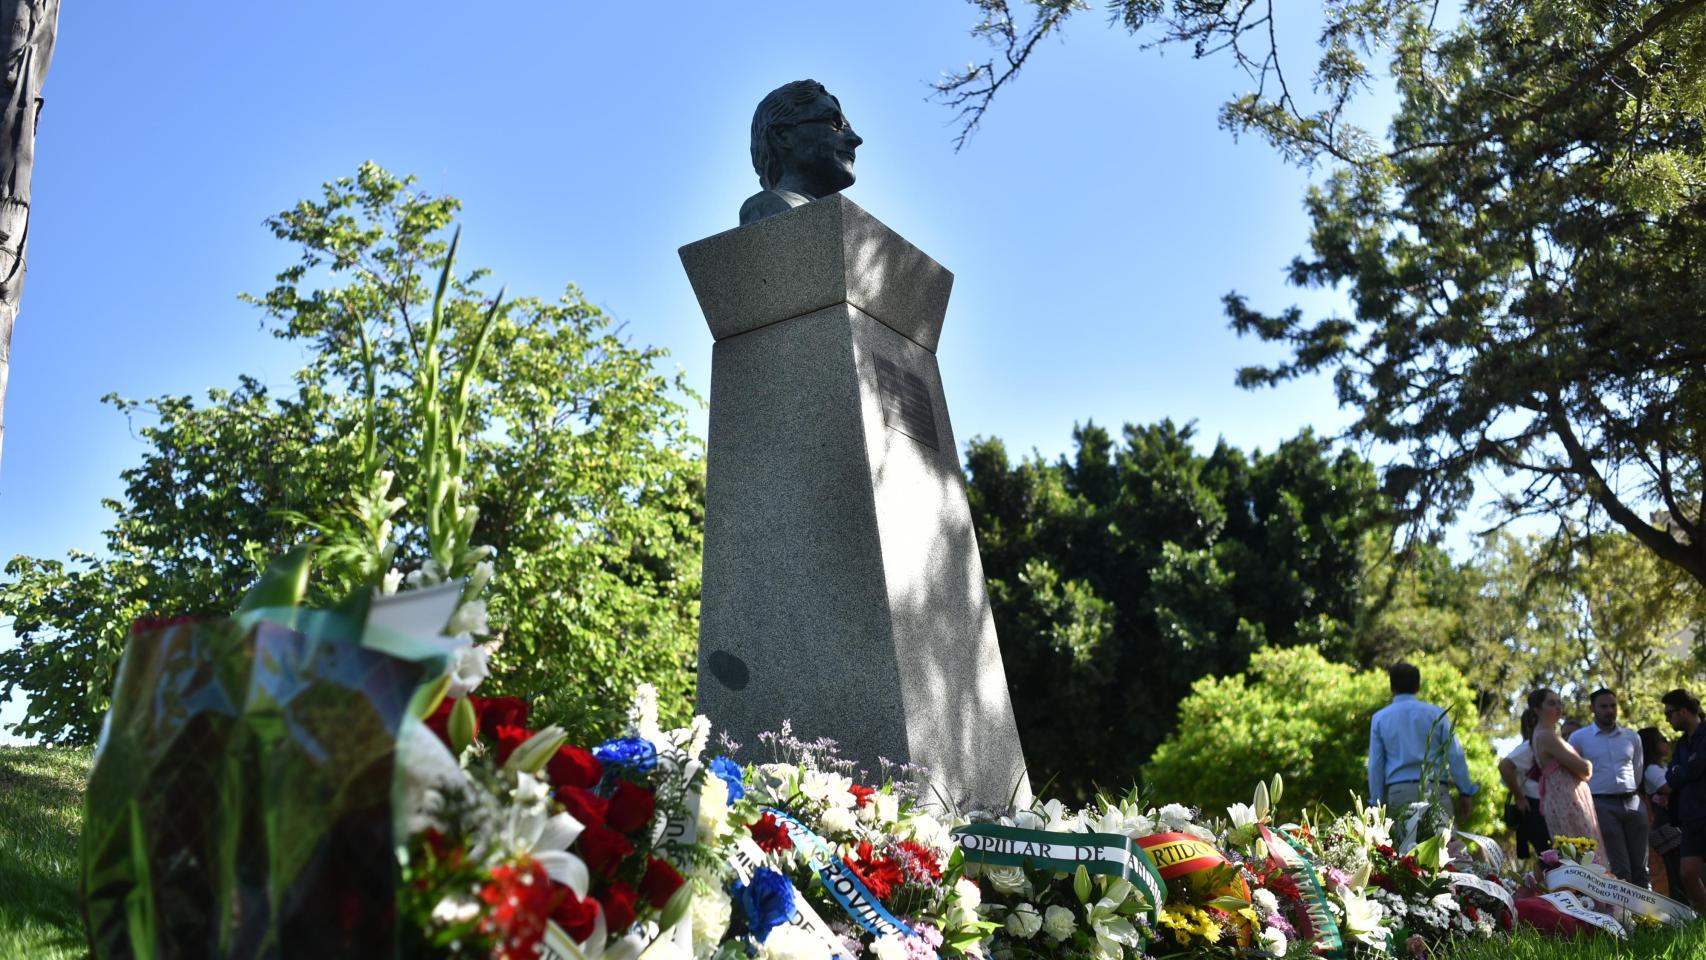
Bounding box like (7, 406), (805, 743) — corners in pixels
(1, 2), (1386, 737)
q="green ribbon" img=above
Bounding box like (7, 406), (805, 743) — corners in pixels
(952, 824), (1163, 925)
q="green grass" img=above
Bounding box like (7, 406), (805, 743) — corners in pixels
(1443, 923), (1706, 959)
(0, 745), (92, 959)
(2, 744), (1704, 959)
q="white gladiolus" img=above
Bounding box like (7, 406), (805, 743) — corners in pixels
(446, 598), (489, 637)
(396, 721), (469, 835)
(444, 642), (490, 699)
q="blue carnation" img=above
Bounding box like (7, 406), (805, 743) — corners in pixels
(593, 736), (657, 773)
(709, 755), (746, 801)
(732, 867), (795, 943)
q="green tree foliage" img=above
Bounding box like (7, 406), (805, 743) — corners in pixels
(1144, 646), (1501, 835)
(967, 420), (1384, 800)
(1361, 530), (1706, 737)
(941, 1), (1706, 590)
(0, 164), (703, 744)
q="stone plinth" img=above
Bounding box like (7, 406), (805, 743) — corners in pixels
(680, 195), (1030, 810)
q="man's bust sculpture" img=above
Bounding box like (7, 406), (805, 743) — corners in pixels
(740, 80), (863, 226)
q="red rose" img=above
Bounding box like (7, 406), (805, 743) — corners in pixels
(1497, 909), (1514, 931)
(474, 695), (530, 731)
(548, 745), (603, 789)
(557, 786), (609, 831)
(596, 879), (638, 933)
(747, 812), (793, 853)
(553, 885), (600, 943)
(606, 779), (657, 834)
(578, 825), (634, 879)
(1464, 904), (1480, 922)
(849, 784), (877, 808)
(639, 856), (685, 910)
(479, 859), (557, 960)
(492, 724), (533, 765)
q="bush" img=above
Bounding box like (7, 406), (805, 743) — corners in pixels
(1144, 646), (1501, 835)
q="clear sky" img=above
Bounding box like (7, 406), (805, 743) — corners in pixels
(0, 2), (1381, 737)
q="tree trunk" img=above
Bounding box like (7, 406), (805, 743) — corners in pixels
(0, 0), (57, 473)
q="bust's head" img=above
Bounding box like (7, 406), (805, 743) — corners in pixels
(749, 80), (862, 198)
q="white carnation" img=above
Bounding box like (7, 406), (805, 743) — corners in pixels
(820, 804), (858, 836)
(1252, 888), (1280, 918)
(1005, 902), (1043, 939)
(689, 882), (732, 956)
(1259, 925), (1288, 957)
(949, 877), (983, 926)
(1157, 803), (1195, 830)
(869, 934), (909, 960)
(1042, 905), (1076, 942)
(759, 925), (822, 960)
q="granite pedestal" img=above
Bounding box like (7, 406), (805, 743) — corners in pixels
(680, 195), (1030, 810)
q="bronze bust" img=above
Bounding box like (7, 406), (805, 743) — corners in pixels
(740, 80), (863, 226)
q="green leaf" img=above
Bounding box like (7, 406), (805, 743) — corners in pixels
(235, 546), (313, 613)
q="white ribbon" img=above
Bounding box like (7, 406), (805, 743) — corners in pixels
(1538, 891), (1627, 937)
(1546, 864), (1698, 926)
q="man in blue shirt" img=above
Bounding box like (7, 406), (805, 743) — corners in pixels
(1368, 663), (1478, 819)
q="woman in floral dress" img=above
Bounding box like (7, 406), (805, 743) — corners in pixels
(1528, 688), (1605, 853)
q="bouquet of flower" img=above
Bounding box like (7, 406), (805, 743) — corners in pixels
(958, 793), (1157, 959)
(397, 684), (717, 960)
(81, 549), (453, 960)
(707, 726), (985, 960)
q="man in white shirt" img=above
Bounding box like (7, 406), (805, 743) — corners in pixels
(1498, 711), (1549, 857)
(1568, 688), (1648, 885)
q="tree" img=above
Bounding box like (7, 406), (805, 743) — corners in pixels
(939, 1), (1706, 591)
(1144, 646), (1502, 835)
(0, 164), (704, 745)
(966, 421), (1385, 799)
(0, 0), (58, 470)
(1360, 529), (1706, 737)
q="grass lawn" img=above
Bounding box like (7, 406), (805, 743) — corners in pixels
(0, 744), (91, 959)
(3, 745), (1705, 959)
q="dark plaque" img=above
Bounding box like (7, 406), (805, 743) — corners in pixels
(873, 356), (938, 450)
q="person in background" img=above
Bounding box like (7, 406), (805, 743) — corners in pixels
(1640, 725), (1680, 896)
(1568, 688), (1647, 884)
(1562, 717), (1583, 741)
(1663, 688), (1706, 911)
(1368, 663), (1478, 819)
(1499, 708), (1549, 858)
(1530, 688), (1605, 860)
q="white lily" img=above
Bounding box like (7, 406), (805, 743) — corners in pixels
(497, 772), (590, 896)
(1335, 887), (1388, 949)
